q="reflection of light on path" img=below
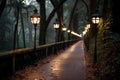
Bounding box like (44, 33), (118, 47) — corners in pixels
(50, 51), (71, 76)
(41, 40), (86, 80)
(69, 44), (77, 52)
(34, 78), (38, 80)
(50, 42), (80, 79)
(81, 41), (86, 65)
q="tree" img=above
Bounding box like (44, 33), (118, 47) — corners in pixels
(50, 0), (64, 41)
(36, 0), (46, 45)
(0, 0), (6, 18)
(68, 0), (79, 40)
(13, 4), (19, 49)
(37, 0), (68, 45)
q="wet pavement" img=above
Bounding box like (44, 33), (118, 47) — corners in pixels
(40, 41), (86, 80)
(7, 40), (86, 80)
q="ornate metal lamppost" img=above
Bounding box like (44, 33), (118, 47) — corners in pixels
(30, 9), (40, 53)
(91, 11), (101, 64)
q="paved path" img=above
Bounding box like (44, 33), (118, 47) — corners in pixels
(6, 40), (86, 80)
(40, 41), (86, 80)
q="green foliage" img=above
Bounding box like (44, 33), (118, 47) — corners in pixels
(85, 5), (120, 79)
(96, 21), (120, 80)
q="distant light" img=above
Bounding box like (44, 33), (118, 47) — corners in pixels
(86, 24), (90, 28)
(30, 9), (40, 26)
(62, 27), (67, 31)
(84, 24), (90, 31)
(83, 30), (87, 35)
(22, 0), (32, 5)
(53, 22), (59, 29)
(71, 31), (82, 37)
(67, 30), (70, 33)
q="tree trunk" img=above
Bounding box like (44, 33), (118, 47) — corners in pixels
(20, 9), (26, 48)
(50, 0), (67, 41)
(0, 0), (6, 18)
(58, 0), (64, 41)
(68, 0), (78, 40)
(46, 0), (67, 27)
(13, 6), (19, 49)
(38, 0), (46, 45)
(37, 0), (67, 45)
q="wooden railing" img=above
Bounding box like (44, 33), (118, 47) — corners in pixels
(0, 39), (79, 79)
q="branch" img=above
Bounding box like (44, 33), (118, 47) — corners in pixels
(46, 0), (67, 27)
(68, 0), (79, 29)
(81, 0), (90, 19)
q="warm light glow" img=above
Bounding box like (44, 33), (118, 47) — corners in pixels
(85, 26), (89, 30)
(30, 9), (40, 26)
(22, 0), (31, 5)
(79, 34), (82, 37)
(62, 27), (67, 31)
(31, 16), (40, 25)
(92, 17), (100, 24)
(54, 23), (59, 29)
(84, 24), (90, 34)
(96, 17), (100, 24)
(67, 30), (70, 33)
(86, 24), (90, 29)
(71, 31), (82, 37)
(92, 17), (95, 24)
(83, 30), (87, 35)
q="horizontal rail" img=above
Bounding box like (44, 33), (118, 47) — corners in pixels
(0, 39), (80, 79)
(0, 39), (79, 57)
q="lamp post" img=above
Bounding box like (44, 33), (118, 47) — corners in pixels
(53, 20), (59, 42)
(30, 9), (40, 53)
(91, 12), (100, 64)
